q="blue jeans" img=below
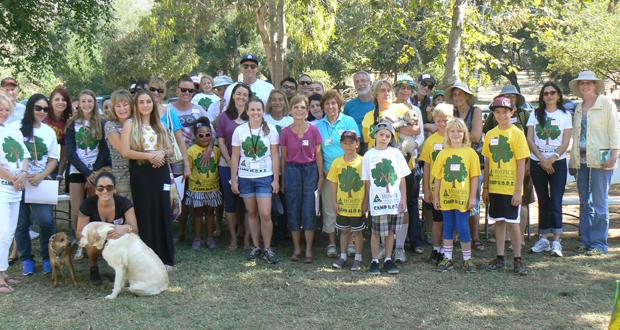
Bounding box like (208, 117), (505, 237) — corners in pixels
(576, 164), (613, 252)
(285, 163), (318, 231)
(531, 159), (567, 235)
(406, 165), (424, 248)
(16, 199), (55, 261)
(442, 209), (471, 242)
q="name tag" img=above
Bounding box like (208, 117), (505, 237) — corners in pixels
(510, 117), (518, 124)
(192, 109), (200, 114)
(325, 138), (333, 146)
(450, 164), (460, 171)
(434, 144), (443, 151)
(490, 138), (499, 146)
(163, 184), (171, 191)
(302, 140), (309, 146)
(550, 119), (559, 126)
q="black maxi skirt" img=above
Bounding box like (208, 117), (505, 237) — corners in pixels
(130, 160), (175, 266)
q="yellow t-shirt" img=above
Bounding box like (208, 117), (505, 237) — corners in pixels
(188, 144), (221, 193)
(361, 103), (410, 148)
(327, 154), (364, 217)
(432, 147), (481, 212)
(419, 132), (445, 201)
(482, 125), (530, 195)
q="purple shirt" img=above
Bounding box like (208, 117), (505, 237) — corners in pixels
(216, 112), (244, 155)
(280, 124), (322, 164)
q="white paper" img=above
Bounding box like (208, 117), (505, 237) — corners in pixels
(315, 189), (320, 216)
(174, 176), (185, 197)
(25, 180), (59, 205)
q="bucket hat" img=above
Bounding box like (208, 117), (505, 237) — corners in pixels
(569, 70), (604, 98)
(445, 81), (477, 106)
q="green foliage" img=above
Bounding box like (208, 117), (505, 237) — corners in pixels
(371, 158), (397, 194)
(75, 126), (98, 154)
(443, 155), (467, 189)
(490, 135), (513, 169)
(2, 136), (24, 167)
(535, 120), (561, 145)
(25, 136), (48, 161)
(241, 136), (268, 160)
(338, 166), (363, 198)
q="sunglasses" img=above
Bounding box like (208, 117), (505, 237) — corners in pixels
(543, 90), (558, 97)
(96, 185), (115, 192)
(242, 64), (257, 69)
(299, 81), (312, 86)
(420, 81), (434, 89)
(179, 88), (195, 94)
(33, 106), (50, 113)
(196, 133), (211, 138)
(149, 87), (165, 94)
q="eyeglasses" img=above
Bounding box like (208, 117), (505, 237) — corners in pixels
(543, 90), (558, 97)
(196, 133), (211, 138)
(179, 88), (195, 94)
(420, 81), (434, 89)
(242, 64), (257, 70)
(299, 81), (312, 86)
(149, 87), (165, 94)
(33, 106), (50, 113)
(96, 185), (115, 192)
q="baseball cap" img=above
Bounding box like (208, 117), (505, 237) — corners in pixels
(240, 54), (259, 65)
(340, 130), (359, 142)
(371, 121), (396, 138)
(1, 77), (18, 87)
(489, 96), (514, 111)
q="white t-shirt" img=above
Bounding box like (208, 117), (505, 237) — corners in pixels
(526, 109), (572, 161)
(231, 123), (279, 179)
(10, 122), (60, 174)
(192, 93), (220, 111)
(362, 147), (410, 216)
(6, 103), (26, 125)
(0, 125), (31, 201)
(224, 80), (275, 109)
(206, 100), (224, 125)
(264, 114), (293, 135)
(70, 120), (100, 175)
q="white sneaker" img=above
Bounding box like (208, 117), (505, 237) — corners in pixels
(377, 243), (385, 259)
(347, 243), (356, 257)
(531, 237), (551, 253)
(326, 244), (337, 258)
(394, 248), (407, 263)
(74, 247), (84, 260)
(29, 230), (40, 240)
(550, 240), (563, 257)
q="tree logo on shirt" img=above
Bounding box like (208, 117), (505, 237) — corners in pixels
(371, 159), (397, 193)
(535, 121), (561, 145)
(24, 136), (48, 161)
(432, 149), (442, 161)
(338, 166), (363, 198)
(241, 135), (267, 160)
(198, 98), (213, 111)
(490, 135), (513, 168)
(194, 153), (216, 176)
(75, 126), (98, 154)
(2, 136), (24, 167)
(443, 155), (467, 188)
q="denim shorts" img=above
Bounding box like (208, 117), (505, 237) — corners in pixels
(239, 175), (274, 199)
(219, 166), (240, 213)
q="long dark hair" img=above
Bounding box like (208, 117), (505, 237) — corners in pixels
(242, 97), (270, 136)
(48, 87), (72, 122)
(21, 94), (49, 139)
(225, 83), (252, 120)
(535, 82), (566, 126)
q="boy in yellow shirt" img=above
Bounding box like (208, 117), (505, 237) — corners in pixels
(482, 97), (530, 275)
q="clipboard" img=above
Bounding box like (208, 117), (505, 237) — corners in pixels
(25, 180), (60, 205)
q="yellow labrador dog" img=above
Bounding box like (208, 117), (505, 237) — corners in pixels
(79, 222), (169, 299)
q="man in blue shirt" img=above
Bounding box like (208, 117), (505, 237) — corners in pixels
(343, 71), (374, 146)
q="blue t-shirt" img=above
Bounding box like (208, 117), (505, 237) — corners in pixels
(316, 113), (360, 172)
(161, 108), (182, 132)
(343, 97), (374, 142)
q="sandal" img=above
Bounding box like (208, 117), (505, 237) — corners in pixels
(290, 253), (301, 262)
(304, 256), (314, 264)
(227, 243), (238, 251)
(0, 283), (14, 294)
(473, 240), (486, 251)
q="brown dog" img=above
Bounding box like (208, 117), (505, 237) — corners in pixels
(48, 232), (78, 288)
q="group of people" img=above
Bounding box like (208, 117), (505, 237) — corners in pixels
(0, 52), (618, 294)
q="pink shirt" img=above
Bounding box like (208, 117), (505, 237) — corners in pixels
(280, 124), (322, 164)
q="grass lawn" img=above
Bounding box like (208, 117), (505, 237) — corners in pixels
(2, 203), (618, 329)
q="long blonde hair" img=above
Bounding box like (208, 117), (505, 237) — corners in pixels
(66, 89), (103, 139)
(444, 118), (470, 148)
(266, 89), (289, 116)
(130, 89), (170, 152)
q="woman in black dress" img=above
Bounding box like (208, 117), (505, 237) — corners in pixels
(120, 89), (174, 269)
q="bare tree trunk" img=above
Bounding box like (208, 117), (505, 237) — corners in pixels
(255, 0), (287, 88)
(441, 0), (467, 87)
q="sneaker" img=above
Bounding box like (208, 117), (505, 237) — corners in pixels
(191, 239), (201, 250)
(74, 247), (83, 260)
(326, 244), (337, 258)
(347, 243), (356, 257)
(29, 230), (40, 240)
(437, 258), (454, 272)
(206, 238), (217, 250)
(90, 266), (102, 285)
(429, 250), (443, 266)
(486, 257), (505, 271)
(513, 259), (528, 276)
(550, 240), (563, 257)
(530, 237), (551, 253)
(383, 259), (399, 275)
(247, 246), (262, 261)
(262, 248), (278, 264)
(42, 259), (52, 274)
(585, 248), (605, 256)
(394, 248), (407, 263)
(332, 258), (347, 269)
(368, 261), (381, 275)
(377, 244), (386, 259)
(413, 246), (424, 255)
(350, 260), (362, 271)
(22, 259), (35, 276)
(463, 259), (477, 273)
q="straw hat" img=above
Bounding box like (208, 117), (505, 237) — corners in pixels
(445, 81), (477, 106)
(569, 71), (605, 98)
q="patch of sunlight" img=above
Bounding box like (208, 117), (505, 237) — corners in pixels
(576, 312), (609, 327)
(167, 286), (184, 293)
(237, 268), (284, 282)
(453, 302), (498, 317)
(302, 275), (398, 288)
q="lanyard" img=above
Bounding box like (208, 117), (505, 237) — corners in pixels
(248, 123), (261, 160)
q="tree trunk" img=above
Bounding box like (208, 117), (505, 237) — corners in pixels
(504, 70), (520, 91)
(441, 0), (467, 87)
(255, 0), (287, 88)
